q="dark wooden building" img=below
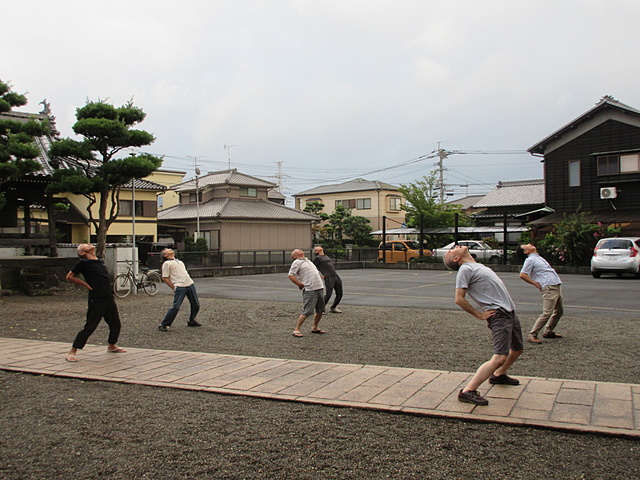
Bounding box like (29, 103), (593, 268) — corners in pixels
(528, 96), (640, 235)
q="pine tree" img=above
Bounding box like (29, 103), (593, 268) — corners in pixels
(46, 100), (162, 258)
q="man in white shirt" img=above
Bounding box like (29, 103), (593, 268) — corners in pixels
(518, 243), (564, 344)
(288, 249), (326, 337)
(158, 248), (201, 331)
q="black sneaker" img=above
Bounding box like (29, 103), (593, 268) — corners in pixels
(458, 390), (489, 406)
(158, 325), (169, 332)
(187, 321), (201, 327)
(489, 374), (520, 385)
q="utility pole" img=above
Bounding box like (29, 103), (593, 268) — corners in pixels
(224, 144), (236, 169)
(187, 156), (202, 239)
(129, 150), (138, 293)
(436, 143), (449, 205)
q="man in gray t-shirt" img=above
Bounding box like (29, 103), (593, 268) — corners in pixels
(288, 249), (326, 337)
(444, 245), (524, 406)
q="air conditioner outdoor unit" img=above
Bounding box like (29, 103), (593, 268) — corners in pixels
(600, 187), (617, 199)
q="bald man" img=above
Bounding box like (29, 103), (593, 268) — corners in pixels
(65, 244), (126, 362)
(288, 249), (326, 337)
(444, 245), (523, 406)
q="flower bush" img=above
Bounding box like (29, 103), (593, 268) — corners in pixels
(531, 213), (620, 266)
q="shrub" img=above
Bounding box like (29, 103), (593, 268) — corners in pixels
(535, 213), (621, 266)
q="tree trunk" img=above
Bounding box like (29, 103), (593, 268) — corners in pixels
(95, 188), (110, 259)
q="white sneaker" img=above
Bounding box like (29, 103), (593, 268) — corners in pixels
(330, 307), (342, 313)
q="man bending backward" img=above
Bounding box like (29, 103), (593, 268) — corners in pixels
(444, 245), (524, 406)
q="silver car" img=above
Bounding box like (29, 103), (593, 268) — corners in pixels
(431, 240), (506, 264)
(591, 237), (640, 278)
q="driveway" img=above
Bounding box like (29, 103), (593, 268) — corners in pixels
(155, 268), (640, 319)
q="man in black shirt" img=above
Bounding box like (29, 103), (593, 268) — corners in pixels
(65, 244), (126, 362)
(313, 246), (344, 313)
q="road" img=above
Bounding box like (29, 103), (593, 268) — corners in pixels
(151, 268), (639, 319)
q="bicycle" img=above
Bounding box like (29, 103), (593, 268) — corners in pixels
(113, 260), (162, 298)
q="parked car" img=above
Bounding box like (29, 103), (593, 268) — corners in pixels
(431, 240), (506, 263)
(378, 240), (432, 263)
(590, 237), (640, 278)
(138, 236), (177, 269)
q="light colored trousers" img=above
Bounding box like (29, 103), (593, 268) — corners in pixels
(529, 284), (563, 336)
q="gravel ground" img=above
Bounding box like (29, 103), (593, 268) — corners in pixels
(1, 285), (639, 479)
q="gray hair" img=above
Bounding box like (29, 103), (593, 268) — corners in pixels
(443, 252), (461, 271)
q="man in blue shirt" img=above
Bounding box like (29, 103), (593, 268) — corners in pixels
(518, 243), (564, 344)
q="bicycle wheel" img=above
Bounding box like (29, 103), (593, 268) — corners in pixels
(142, 271), (162, 296)
(113, 274), (133, 298)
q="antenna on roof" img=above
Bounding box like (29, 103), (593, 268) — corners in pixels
(224, 144), (237, 169)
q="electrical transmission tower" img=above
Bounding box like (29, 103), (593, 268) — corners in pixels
(273, 161), (290, 194)
(224, 144), (236, 169)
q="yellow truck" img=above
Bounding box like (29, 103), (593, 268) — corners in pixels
(378, 240), (432, 263)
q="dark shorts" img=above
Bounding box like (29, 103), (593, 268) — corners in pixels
(302, 289), (325, 317)
(487, 309), (524, 356)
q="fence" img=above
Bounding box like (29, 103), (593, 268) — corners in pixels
(147, 247), (520, 270)
(166, 248), (379, 269)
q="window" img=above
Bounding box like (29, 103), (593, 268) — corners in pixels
(189, 191), (203, 203)
(620, 154), (640, 173)
(240, 187), (257, 197)
(597, 153), (640, 175)
(392, 242), (406, 251)
(389, 197), (402, 211)
(335, 199), (356, 208)
(356, 198), (371, 210)
(157, 196), (164, 208)
(201, 231), (220, 250)
(597, 156), (619, 175)
(568, 160), (581, 187)
(119, 200), (143, 216)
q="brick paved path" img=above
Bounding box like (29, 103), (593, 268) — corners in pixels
(1, 337), (638, 438)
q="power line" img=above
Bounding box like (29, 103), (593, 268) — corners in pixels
(144, 146), (537, 197)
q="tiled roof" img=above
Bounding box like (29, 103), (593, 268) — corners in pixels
(0, 111), (69, 177)
(473, 179), (545, 208)
(122, 178), (167, 191)
(171, 169), (277, 192)
(446, 195), (485, 209)
(294, 178), (399, 196)
(1, 111), (165, 195)
(158, 198), (319, 221)
(268, 189), (286, 200)
(530, 209), (640, 226)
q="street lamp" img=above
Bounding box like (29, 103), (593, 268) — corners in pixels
(195, 167), (201, 239)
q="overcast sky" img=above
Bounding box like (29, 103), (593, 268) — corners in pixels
(5, 1), (640, 201)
